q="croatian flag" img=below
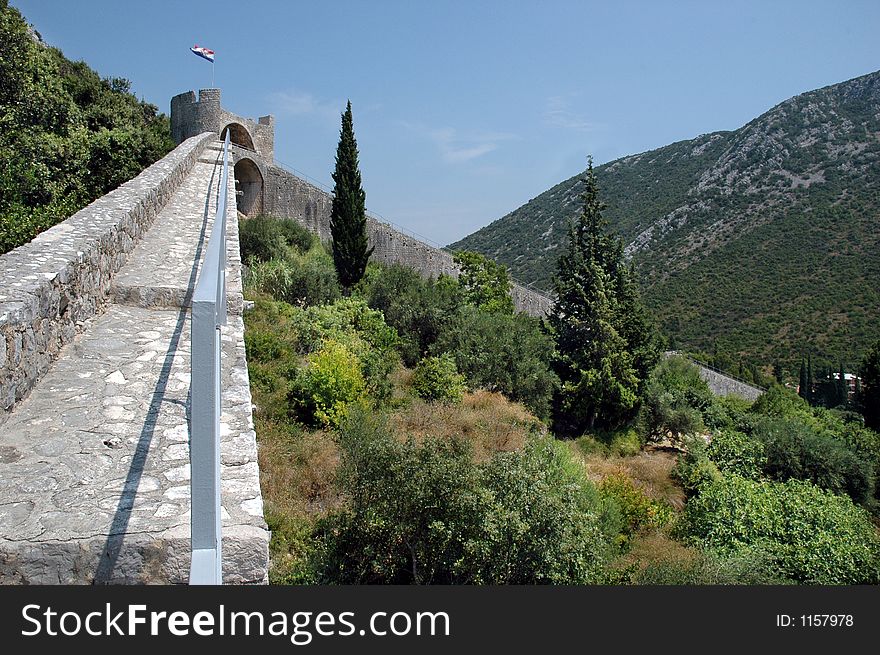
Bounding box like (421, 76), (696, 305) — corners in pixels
(190, 45), (215, 63)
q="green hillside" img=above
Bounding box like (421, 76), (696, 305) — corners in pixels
(451, 70), (880, 373)
(0, 2), (174, 254)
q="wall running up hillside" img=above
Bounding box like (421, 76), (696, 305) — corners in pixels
(263, 165), (552, 317)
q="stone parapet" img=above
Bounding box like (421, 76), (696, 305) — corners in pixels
(0, 133), (215, 422)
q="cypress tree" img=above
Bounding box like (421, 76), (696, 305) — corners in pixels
(798, 358), (808, 400)
(549, 157), (655, 434)
(330, 100), (373, 288)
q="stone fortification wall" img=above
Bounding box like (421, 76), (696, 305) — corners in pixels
(171, 89), (274, 160)
(263, 164), (552, 316)
(697, 366), (765, 402)
(0, 133), (214, 422)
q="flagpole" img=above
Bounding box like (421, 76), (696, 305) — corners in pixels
(212, 60), (215, 87)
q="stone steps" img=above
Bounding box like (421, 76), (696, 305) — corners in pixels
(0, 140), (268, 584)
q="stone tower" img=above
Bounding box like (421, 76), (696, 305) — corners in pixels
(170, 88), (275, 162)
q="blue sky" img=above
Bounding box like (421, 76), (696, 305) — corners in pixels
(13, 0), (880, 245)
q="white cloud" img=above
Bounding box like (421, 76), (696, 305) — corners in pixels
(267, 89), (342, 124)
(543, 95), (600, 132)
(403, 122), (518, 164)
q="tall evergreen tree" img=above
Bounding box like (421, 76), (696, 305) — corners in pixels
(798, 357), (808, 400)
(330, 100), (372, 288)
(549, 157), (657, 434)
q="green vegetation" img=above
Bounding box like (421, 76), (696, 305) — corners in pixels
(432, 306), (558, 420)
(329, 101), (372, 288)
(680, 475), (880, 584)
(315, 413), (619, 584)
(453, 250), (514, 315)
(233, 76), (880, 587)
(0, 2), (174, 253)
(354, 263), (460, 367)
(411, 354), (466, 404)
(237, 133), (880, 589)
(861, 340), (880, 431)
(549, 158), (658, 435)
(451, 70), (880, 375)
(239, 214), (315, 264)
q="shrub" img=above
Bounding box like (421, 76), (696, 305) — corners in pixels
(470, 438), (621, 583)
(433, 305), (558, 419)
(239, 215), (288, 263)
(276, 218), (315, 253)
(750, 384), (813, 421)
(749, 416), (875, 506)
(706, 429), (765, 479)
(598, 472), (673, 545)
(575, 427), (643, 458)
(453, 250), (514, 315)
(240, 215), (316, 264)
(285, 298), (399, 399)
(640, 356), (713, 442)
(288, 339), (366, 427)
(314, 412), (618, 584)
(411, 354), (467, 403)
(680, 475), (880, 584)
(245, 250), (341, 307)
(633, 548), (794, 585)
(354, 264), (461, 366)
(671, 437), (721, 497)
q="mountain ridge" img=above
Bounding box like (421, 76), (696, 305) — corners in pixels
(451, 70), (880, 371)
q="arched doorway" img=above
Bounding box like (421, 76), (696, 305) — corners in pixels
(234, 159), (263, 217)
(221, 123), (256, 151)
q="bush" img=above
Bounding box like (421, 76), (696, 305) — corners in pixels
(411, 354), (466, 403)
(288, 339), (366, 427)
(575, 427), (644, 458)
(750, 384), (812, 421)
(239, 215), (288, 263)
(749, 416), (875, 506)
(245, 250), (341, 307)
(314, 412), (619, 584)
(240, 215), (315, 264)
(471, 437), (621, 583)
(453, 250), (514, 315)
(680, 475), (880, 584)
(354, 264), (461, 366)
(433, 305), (558, 419)
(706, 429), (765, 479)
(671, 437), (721, 497)
(598, 472), (673, 546)
(276, 218), (315, 253)
(640, 356), (713, 442)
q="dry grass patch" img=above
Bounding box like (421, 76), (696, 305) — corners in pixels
(576, 446), (686, 510)
(390, 390), (544, 462)
(256, 418), (341, 517)
(613, 529), (702, 573)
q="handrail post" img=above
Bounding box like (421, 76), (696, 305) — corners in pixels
(190, 131), (231, 585)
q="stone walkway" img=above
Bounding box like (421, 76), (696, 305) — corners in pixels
(0, 140), (268, 583)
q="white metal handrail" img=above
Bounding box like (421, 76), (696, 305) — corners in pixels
(189, 131), (231, 585)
